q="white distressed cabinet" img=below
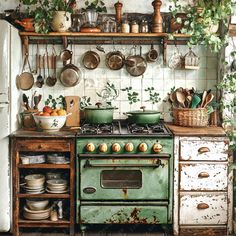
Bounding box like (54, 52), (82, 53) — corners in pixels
(173, 136), (232, 236)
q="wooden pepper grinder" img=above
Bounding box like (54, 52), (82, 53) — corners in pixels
(114, 1), (123, 23)
(152, 0), (163, 33)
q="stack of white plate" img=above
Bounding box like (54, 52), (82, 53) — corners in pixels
(46, 179), (68, 193)
(47, 153), (69, 164)
(20, 154), (46, 164)
(23, 205), (51, 220)
(23, 174), (45, 194)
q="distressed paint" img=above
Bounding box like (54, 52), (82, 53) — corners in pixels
(179, 193), (227, 225)
(80, 158), (169, 200)
(173, 136), (230, 236)
(80, 205), (168, 224)
(180, 140), (228, 161)
(180, 163), (228, 191)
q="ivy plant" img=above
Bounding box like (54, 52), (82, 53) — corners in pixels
(83, 0), (107, 13)
(217, 72), (236, 150)
(169, 0), (233, 52)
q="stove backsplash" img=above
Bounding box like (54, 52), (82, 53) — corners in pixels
(25, 44), (218, 120)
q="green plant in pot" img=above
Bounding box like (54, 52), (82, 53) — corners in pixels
(169, 0), (233, 52)
(19, 0), (76, 33)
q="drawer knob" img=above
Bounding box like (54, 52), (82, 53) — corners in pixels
(197, 203), (209, 209)
(198, 147), (210, 154)
(198, 172), (210, 178)
(38, 144), (42, 149)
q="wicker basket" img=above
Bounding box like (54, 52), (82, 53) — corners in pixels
(173, 108), (209, 127)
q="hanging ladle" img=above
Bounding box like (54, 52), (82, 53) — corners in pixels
(35, 54), (44, 88)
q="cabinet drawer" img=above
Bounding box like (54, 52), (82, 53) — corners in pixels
(179, 193), (227, 225)
(180, 163), (227, 191)
(179, 140), (228, 161)
(16, 140), (71, 152)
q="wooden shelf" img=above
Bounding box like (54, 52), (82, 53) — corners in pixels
(18, 164), (70, 169)
(18, 193), (70, 198)
(19, 219), (71, 227)
(19, 31), (190, 38)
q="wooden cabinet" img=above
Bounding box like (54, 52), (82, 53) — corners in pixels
(11, 131), (76, 236)
(172, 135), (232, 236)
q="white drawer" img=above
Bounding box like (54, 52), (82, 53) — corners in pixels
(180, 163), (227, 191)
(179, 193), (227, 225)
(179, 140), (228, 161)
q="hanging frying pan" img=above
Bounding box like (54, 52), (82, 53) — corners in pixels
(16, 52), (34, 91)
(106, 51), (125, 70)
(82, 50), (100, 70)
(125, 46), (147, 77)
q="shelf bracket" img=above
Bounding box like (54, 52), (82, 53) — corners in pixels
(163, 38), (167, 65)
(22, 35), (29, 55)
(62, 36), (68, 49)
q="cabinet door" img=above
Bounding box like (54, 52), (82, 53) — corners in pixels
(180, 163), (227, 191)
(179, 193), (227, 225)
(180, 140), (228, 161)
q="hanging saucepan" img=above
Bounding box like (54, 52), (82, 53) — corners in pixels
(82, 50), (100, 70)
(60, 63), (82, 87)
(84, 102), (117, 124)
(16, 52), (34, 91)
(125, 46), (147, 77)
(124, 106), (161, 124)
(106, 50), (125, 70)
(146, 43), (159, 63)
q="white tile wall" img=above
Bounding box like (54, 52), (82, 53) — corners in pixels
(22, 44), (218, 119)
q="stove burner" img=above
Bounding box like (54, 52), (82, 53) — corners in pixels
(81, 123), (113, 134)
(149, 124), (165, 133)
(128, 124), (149, 134)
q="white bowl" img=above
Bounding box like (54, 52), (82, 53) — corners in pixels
(26, 199), (49, 211)
(25, 174), (45, 187)
(33, 114), (68, 132)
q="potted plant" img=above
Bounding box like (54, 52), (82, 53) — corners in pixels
(169, 0), (233, 52)
(19, 0), (76, 33)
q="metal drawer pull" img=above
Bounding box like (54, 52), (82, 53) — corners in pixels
(198, 172), (210, 178)
(84, 159), (164, 168)
(198, 147), (210, 154)
(197, 203), (209, 209)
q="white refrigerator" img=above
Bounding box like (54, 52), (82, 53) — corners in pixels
(0, 20), (21, 232)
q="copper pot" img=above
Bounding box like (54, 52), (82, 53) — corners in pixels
(15, 18), (34, 32)
(82, 50), (100, 70)
(105, 51), (125, 70)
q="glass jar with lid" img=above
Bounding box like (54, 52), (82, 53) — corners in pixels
(122, 19), (130, 33)
(131, 20), (139, 33)
(140, 19), (149, 33)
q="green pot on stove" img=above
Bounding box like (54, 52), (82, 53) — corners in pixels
(84, 102), (117, 124)
(125, 106), (161, 124)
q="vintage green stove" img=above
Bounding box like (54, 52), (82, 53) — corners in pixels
(76, 120), (173, 231)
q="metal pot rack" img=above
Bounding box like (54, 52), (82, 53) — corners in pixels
(19, 32), (190, 64)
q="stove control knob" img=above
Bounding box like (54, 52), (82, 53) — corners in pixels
(112, 143), (121, 152)
(139, 143), (148, 152)
(125, 142), (134, 152)
(99, 143), (108, 153)
(153, 143), (163, 153)
(86, 143), (95, 152)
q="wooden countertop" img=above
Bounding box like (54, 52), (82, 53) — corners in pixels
(166, 123), (226, 137)
(10, 128), (78, 138)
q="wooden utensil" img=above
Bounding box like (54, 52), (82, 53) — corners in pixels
(200, 90), (207, 107)
(203, 93), (214, 108)
(176, 91), (186, 108)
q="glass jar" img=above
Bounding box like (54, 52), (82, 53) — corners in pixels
(121, 20), (130, 33)
(140, 19), (149, 33)
(131, 20), (139, 33)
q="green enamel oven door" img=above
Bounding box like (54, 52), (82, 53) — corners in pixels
(80, 158), (169, 200)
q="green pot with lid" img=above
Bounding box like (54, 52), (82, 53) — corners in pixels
(125, 106), (161, 124)
(84, 102), (117, 124)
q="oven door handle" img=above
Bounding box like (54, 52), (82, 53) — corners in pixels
(83, 159), (164, 168)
